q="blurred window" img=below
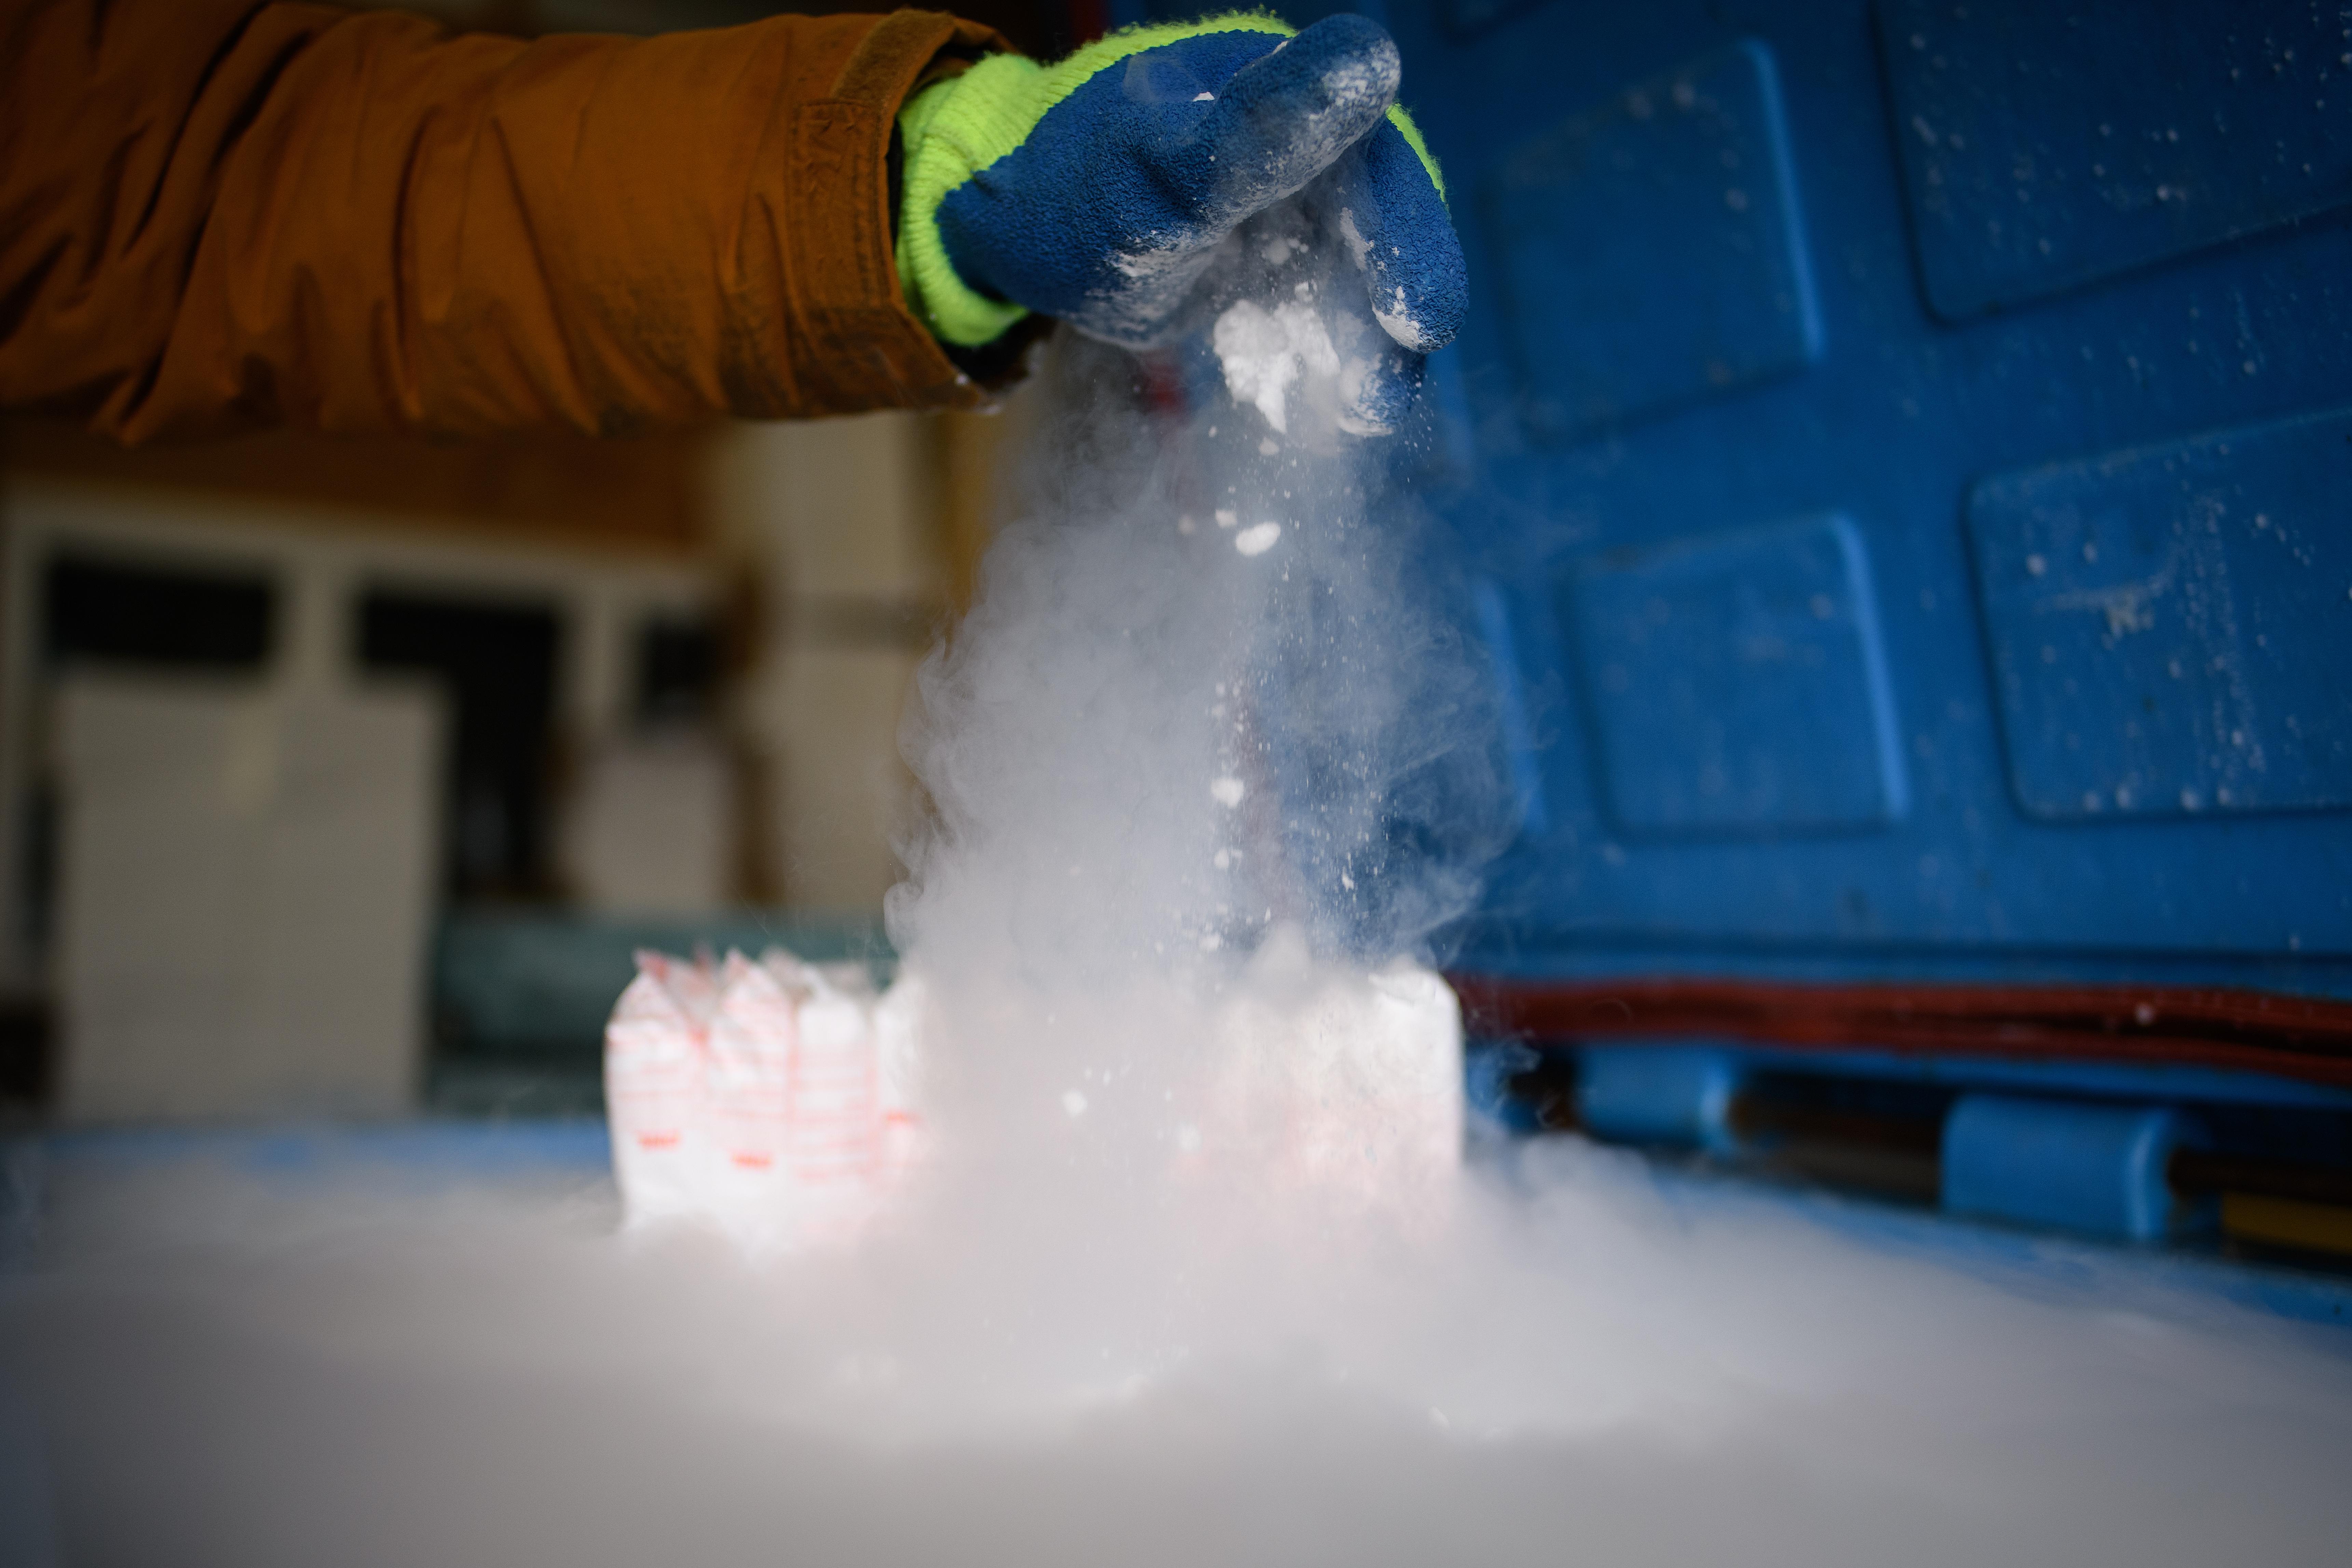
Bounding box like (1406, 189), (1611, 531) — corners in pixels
(358, 591), (561, 901)
(43, 554), (274, 669)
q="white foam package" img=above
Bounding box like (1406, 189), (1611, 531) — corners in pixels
(603, 948), (922, 1247)
(1199, 926), (1464, 1211)
(603, 938), (1465, 1247)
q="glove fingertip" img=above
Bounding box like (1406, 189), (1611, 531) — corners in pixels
(1339, 349), (1426, 438)
(1189, 14), (1400, 218)
(1342, 122), (1469, 353)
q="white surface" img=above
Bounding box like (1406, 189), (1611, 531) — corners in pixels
(711, 414), (940, 600)
(763, 644), (923, 910)
(709, 414), (942, 913)
(5, 1135), (2352, 1568)
(561, 733), (735, 914)
(53, 673), (442, 1120)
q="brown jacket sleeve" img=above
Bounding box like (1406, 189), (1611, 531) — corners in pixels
(0, 0), (1007, 441)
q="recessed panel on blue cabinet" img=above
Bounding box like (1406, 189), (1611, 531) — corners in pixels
(1970, 404), (2352, 822)
(1317, 0), (2352, 987)
(1878, 0), (2352, 319)
(1565, 514), (1906, 837)
(1479, 38), (1823, 446)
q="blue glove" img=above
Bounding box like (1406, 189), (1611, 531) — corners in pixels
(897, 14), (1465, 431)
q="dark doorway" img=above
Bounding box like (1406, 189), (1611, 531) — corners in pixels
(358, 591), (561, 902)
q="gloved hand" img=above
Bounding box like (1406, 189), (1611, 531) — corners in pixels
(897, 13), (1465, 433)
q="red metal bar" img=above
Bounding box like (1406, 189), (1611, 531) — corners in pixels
(1447, 975), (2352, 1089)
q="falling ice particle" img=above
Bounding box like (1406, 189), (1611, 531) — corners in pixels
(1178, 514), (1197, 534)
(1213, 848), (1232, 870)
(1210, 776), (1246, 807)
(1062, 1090), (1088, 1118)
(1214, 508), (1238, 529)
(1235, 522), (1282, 557)
(1199, 932), (1223, 953)
(1175, 1123), (1202, 1153)
(1259, 438), (1280, 456)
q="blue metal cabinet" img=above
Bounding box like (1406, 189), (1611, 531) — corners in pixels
(1326, 0), (2352, 991)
